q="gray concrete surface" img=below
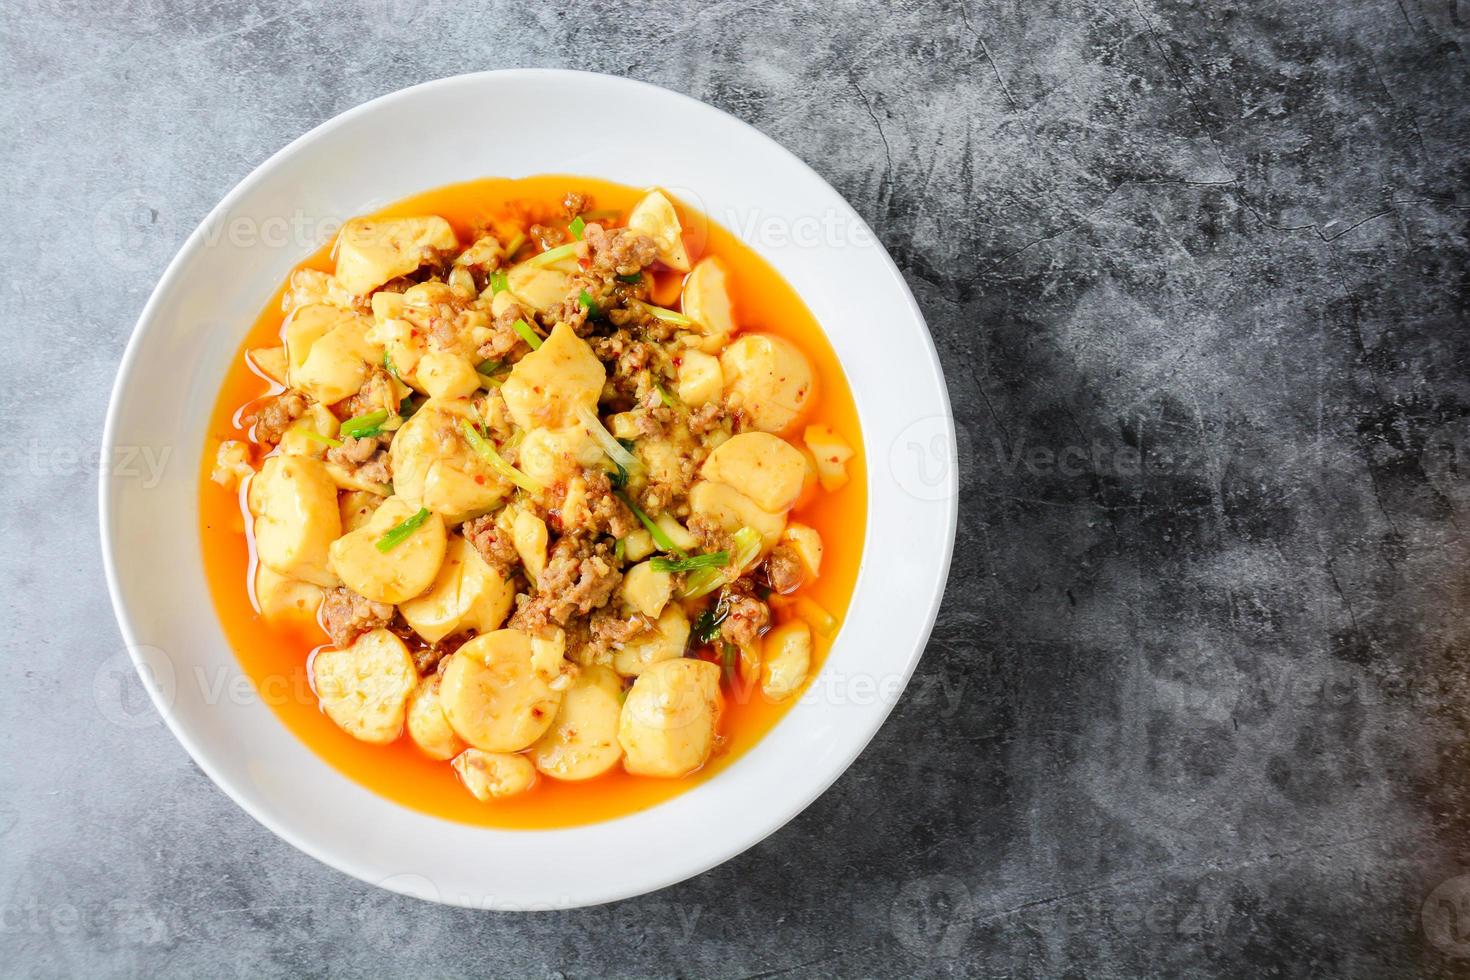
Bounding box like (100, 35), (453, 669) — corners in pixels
(3, 0), (1469, 976)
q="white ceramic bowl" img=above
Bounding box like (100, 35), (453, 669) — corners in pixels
(100, 70), (956, 909)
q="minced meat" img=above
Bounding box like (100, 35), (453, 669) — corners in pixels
(510, 536), (622, 631)
(584, 224), (658, 277)
(719, 580), (771, 651)
(462, 515), (520, 580)
(326, 434), (392, 486)
(254, 390), (307, 446)
(320, 587), (394, 648)
(763, 543), (805, 595)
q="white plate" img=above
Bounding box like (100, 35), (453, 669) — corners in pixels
(99, 70), (956, 909)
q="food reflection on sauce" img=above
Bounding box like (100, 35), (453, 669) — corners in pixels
(199, 176), (866, 829)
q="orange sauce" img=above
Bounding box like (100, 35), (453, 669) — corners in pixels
(199, 176), (866, 828)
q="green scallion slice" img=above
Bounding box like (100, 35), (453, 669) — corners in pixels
(501, 232), (525, 259)
(476, 358), (508, 389)
(375, 507), (430, 553)
(488, 270), (509, 295)
(299, 429), (342, 449)
(512, 318), (543, 350)
(574, 404), (640, 475)
(339, 409), (390, 440)
(651, 551), (729, 574)
(616, 272), (642, 284)
(578, 288), (599, 318)
(692, 603), (728, 645)
(680, 527), (762, 599)
(637, 302), (693, 326)
(615, 490), (686, 558)
(568, 215), (586, 240)
(529, 242), (579, 268)
(460, 421), (543, 494)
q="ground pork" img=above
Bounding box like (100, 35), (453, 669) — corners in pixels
(583, 224), (658, 278)
(687, 515), (735, 556)
(577, 469), (638, 538)
(462, 515), (520, 580)
(583, 607), (652, 662)
(720, 580), (771, 652)
(637, 483), (673, 519)
(329, 434), (383, 464)
(591, 329), (652, 374)
(510, 536), (622, 631)
(455, 235), (506, 274)
(253, 390), (307, 446)
(562, 191), (590, 219)
(319, 587), (394, 648)
(686, 400), (725, 436)
(335, 368), (396, 419)
(530, 223), (566, 250)
(426, 310), (458, 350)
(325, 434), (392, 485)
(607, 301), (675, 341)
(478, 301), (534, 361)
(763, 543), (806, 595)
(595, 278), (654, 327)
(640, 406), (680, 437)
(544, 273), (605, 334)
(409, 631), (468, 675)
(592, 330), (666, 405)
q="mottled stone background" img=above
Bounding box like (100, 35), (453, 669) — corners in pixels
(2, 0), (1468, 976)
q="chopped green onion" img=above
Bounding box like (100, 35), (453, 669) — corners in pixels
(460, 421), (543, 494)
(615, 490), (686, 558)
(383, 350), (399, 379)
(692, 603), (728, 645)
(398, 395), (421, 419)
(656, 383), (676, 409)
(574, 404), (640, 475)
(501, 232), (525, 259)
(616, 272), (642, 285)
(568, 215), (586, 240)
(680, 527), (762, 599)
(512, 318), (543, 350)
(578, 288), (599, 319)
(731, 526), (763, 564)
(720, 642), (737, 684)
(339, 409), (390, 440)
(637, 302), (692, 326)
(476, 359), (508, 389)
(298, 429), (342, 449)
(680, 568), (720, 599)
(375, 507), (430, 553)
(613, 538), (626, 563)
(488, 270), (509, 295)
(610, 460), (628, 490)
(529, 242), (579, 268)
(652, 551), (729, 574)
